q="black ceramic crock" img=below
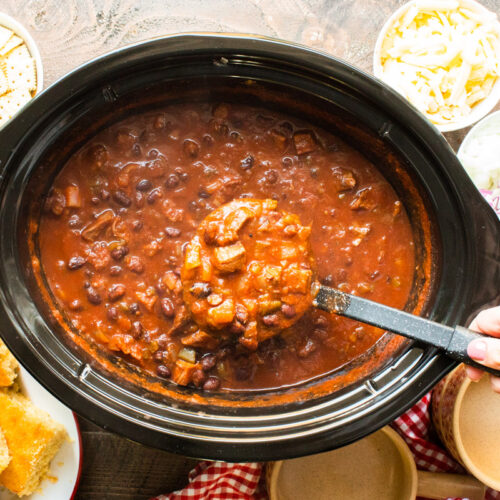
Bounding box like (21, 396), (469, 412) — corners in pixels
(0, 34), (498, 461)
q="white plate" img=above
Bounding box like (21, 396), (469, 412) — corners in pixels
(0, 367), (82, 500)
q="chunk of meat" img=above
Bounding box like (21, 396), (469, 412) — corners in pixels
(182, 330), (219, 349)
(213, 242), (246, 273)
(81, 210), (115, 242)
(184, 237), (202, 270)
(282, 266), (313, 295)
(293, 131), (317, 155)
(350, 187), (377, 211)
(225, 207), (254, 234)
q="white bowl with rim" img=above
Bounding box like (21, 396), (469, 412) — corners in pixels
(373, 0), (500, 133)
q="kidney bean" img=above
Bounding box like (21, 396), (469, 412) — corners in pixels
(192, 369), (206, 387)
(240, 155), (254, 170)
(165, 227), (181, 238)
(126, 256), (144, 274)
(112, 190), (132, 207)
(160, 298), (175, 318)
(67, 256), (86, 270)
(136, 179), (153, 191)
(262, 314), (279, 327)
(201, 354), (217, 371)
(156, 365), (171, 378)
(110, 246), (129, 261)
(281, 304), (296, 318)
(265, 169), (279, 184)
(86, 287), (102, 305)
(109, 265), (122, 276)
(108, 284), (126, 302)
(203, 376), (221, 391)
(83, 281), (91, 289)
(131, 321), (143, 339)
(107, 306), (118, 321)
(183, 139), (200, 158)
(165, 173), (180, 189)
(198, 187), (211, 199)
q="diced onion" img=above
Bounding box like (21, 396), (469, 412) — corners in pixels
(379, 0), (500, 125)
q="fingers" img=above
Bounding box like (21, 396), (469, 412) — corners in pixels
(490, 376), (500, 394)
(468, 306), (500, 337)
(467, 337), (500, 369)
(465, 365), (483, 381)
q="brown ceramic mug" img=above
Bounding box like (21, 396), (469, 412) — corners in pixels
(432, 364), (500, 491)
(267, 426), (485, 500)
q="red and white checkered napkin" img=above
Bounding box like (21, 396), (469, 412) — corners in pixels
(154, 393), (499, 500)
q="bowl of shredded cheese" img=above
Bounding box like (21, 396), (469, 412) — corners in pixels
(458, 110), (500, 217)
(374, 0), (500, 132)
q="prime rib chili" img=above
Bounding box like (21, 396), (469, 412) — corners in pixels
(38, 102), (415, 391)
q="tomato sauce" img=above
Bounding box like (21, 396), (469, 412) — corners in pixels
(38, 102), (415, 391)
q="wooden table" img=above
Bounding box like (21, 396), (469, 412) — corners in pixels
(0, 0), (498, 497)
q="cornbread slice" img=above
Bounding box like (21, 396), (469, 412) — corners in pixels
(0, 427), (10, 475)
(0, 391), (67, 496)
(0, 339), (18, 387)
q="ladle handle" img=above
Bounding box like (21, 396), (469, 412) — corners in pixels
(314, 285), (500, 377)
(416, 470), (486, 500)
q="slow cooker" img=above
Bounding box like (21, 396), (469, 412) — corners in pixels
(0, 34), (498, 461)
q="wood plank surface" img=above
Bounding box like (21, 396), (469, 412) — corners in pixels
(0, 0), (498, 498)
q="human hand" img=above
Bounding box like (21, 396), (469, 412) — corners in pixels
(466, 306), (500, 393)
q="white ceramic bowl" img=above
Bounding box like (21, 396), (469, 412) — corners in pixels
(373, 0), (500, 133)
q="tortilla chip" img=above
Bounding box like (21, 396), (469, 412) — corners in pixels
(0, 35), (23, 57)
(4, 45), (36, 92)
(0, 88), (31, 126)
(0, 26), (13, 50)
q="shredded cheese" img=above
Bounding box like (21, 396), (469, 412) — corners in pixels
(379, 0), (500, 125)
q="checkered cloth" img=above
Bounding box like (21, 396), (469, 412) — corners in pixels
(154, 393), (499, 500)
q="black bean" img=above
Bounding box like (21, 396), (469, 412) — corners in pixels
(68, 215), (81, 228)
(148, 149), (159, 159)
(183, 139), (199, 158)
(157, 365), (171, 378)
(109, 266), (122, 276)
(136, 179), (153, 191)
(165, 227), (181, 238)
(112, 190), (132, 207)
(67, 256), (86, 270)
(132, 143), (142, 157)
(189, 282), (212, 298)
(230, 321), (245, 335)
(235, 304), (249, 325)
(240, 155), (254, 170)
(157, 334), (169, 349)
(69, 299), (83, 311)
(132, 220), (143, 232)
(161, 298), (175, 318)
(108, 284), (126, 302)
(147, 188), (163, 204)
(281, 304), (296, 318)
(129, 302), (140, 315)
(107, 306), (118, 321)
(165, 173), (180, 189)
(201, 354), (217, 371)
(135, 192), (145, 208)
(110, 246), (129, 261)
(203, 376), (221, 391)
(174, 167), (189, 182)
(83, 281), (91, 289)
(262, 314), (279, 327)
(265, 169), (279, 184)
(131, 321), (143, 339)
(192, 369), (206, 387)
(153, 350), (164, 362)
(86, 287), (102, 305)
(321, 274), (334, 286)
(198, 187), (211, 199)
